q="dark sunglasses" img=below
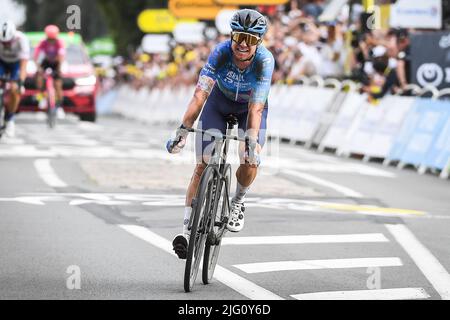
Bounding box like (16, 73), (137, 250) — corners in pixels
(231, 32), (261, 46)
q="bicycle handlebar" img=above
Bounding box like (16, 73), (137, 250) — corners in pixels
(185, 127), (247, 142)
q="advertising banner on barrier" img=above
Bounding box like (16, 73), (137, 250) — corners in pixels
(320, 92), (366, 151)
(411, 31), (450, 90)
(362, 95), (416, 158)
(421, 104), (450, 170)
(279, 87), (336, 143)
(393, 98), (450, 167)
(390, 0), (442, 29)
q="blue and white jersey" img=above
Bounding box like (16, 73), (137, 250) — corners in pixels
(199, 40), (274, 104)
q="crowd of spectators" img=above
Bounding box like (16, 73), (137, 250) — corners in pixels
(108, 0), (412, 101)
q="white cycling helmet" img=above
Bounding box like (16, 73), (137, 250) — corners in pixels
(0, 21), (16, 42)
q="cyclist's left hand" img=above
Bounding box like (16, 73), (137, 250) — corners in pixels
(166, 124), (189, 154)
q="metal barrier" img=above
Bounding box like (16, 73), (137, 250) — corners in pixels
(111, 77), (450, 179)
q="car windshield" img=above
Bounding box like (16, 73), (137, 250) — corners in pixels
(66, 44), (89, 64)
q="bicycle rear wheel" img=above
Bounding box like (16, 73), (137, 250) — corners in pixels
(184, 165), (216, 292)
(202, 163), (231, 285)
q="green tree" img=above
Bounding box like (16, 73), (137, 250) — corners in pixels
(14, 0), (168, 55)
(14, 0), (109, 42)
(96, 0), (167, 56)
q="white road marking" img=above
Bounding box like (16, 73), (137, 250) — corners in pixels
(282, 169), (363, 198)
(33, 159), (67, 188)
(291, 288), (430, 300)
(222, 233), (389, 245)
(234, 257), (403, 274)
(385, 224), (450, 300)
(117, 224), (284, 300)
(0, 192), (436, 218)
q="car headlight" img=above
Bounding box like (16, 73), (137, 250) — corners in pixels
(75, 75), (97, 86)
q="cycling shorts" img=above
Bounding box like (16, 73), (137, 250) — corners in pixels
(0, 59), (20, 81)
(195, 84), (268, 163)
(40, 59), (61, 79)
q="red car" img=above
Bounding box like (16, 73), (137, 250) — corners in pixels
(20, 32), (98, 122)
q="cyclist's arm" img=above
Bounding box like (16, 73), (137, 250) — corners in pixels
(247, 54), (274, 139)
(181, 44), (222, 127)
(181, 78), (213, 128)
(33, 41), (43, 63)
(18, 34), (30, 83)
(246, 102), (265, 140)
(19, 59), (28, 83)
(56, 39), (66, 64)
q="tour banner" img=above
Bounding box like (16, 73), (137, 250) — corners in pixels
(411, 31), (450, 90)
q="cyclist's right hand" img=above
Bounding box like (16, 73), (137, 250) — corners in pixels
(166, 124), (189, 154)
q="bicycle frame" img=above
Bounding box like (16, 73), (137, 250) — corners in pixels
(43, 68), (57, 128)
(44, 68), (56, 110)
(185, 126), (245, 234)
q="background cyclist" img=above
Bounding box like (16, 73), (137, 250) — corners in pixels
(166, 9), (275, 259)
(0, 21), (30, 138)
(34, 24), (66, 118)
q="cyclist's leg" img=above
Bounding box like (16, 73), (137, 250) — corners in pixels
(4, 61), (21, 118)
(227, 106), (268, 231)
(36, 60), (48, 92)
(235, 106), (268, 190)
(51, 61), (63, 107)
(2, 61), (21, 137)
(173, 86), (228, 258)
(188, 86), (228, 208)
(0, 60), (7, 124)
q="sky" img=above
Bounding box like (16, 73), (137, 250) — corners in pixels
(0, 0), (26, 27)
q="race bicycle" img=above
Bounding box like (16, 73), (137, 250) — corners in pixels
(39, 67), (58, 128)
(171, 115), (250, 292)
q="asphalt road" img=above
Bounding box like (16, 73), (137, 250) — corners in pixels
(0, 112), (449, 300)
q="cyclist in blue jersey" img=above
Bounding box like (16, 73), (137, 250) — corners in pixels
(166, 9), (275, 259)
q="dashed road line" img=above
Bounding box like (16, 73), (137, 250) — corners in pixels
(386, 224), (450, 300)
(33, 159), (67, 188)
(291, 288), (430, 300)
(283, 169), (363, 198)
(234, 257), (403, 274)
(117, 224), (284, 300)
(222, 233), (389, 245)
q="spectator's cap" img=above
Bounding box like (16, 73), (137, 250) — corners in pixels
(372, 45), (387, 58)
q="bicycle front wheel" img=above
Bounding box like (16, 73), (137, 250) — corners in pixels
(184, 165), (216, 292)
(47, 101), (56, 128)
(202, 163), (231, 285)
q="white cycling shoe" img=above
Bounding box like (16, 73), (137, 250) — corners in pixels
(56, 107), (66, 120)
(5, 121), (15, 138)
(227, 199), (245, 232)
